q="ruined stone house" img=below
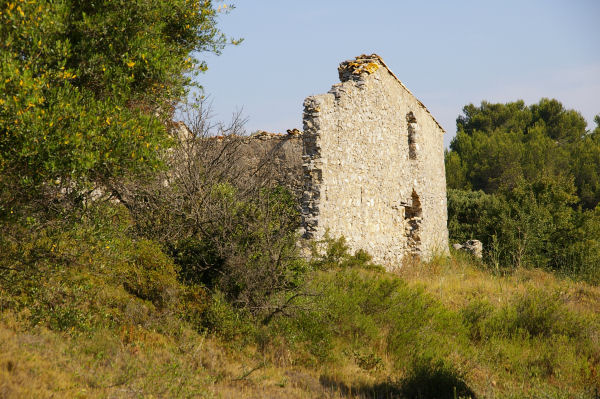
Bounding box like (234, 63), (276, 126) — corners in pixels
(301, 54), (448, 265)
(201, 54), (449, 267)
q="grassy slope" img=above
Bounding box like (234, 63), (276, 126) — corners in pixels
(1, 249), (599, 398)
(398, 254), (600, 398)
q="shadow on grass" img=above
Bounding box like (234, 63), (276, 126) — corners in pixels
(399, 359), (476, 399)
(319, 359), (476, 399)
(319, 375), (402, 398)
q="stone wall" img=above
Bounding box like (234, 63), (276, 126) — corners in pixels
(193, 54), (449, 268)
(217, 131), (304, 197)
(301, 54), (449, 266)
(201, 130), (304, 199)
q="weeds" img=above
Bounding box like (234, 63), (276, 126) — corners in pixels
(1, 209), (599, 397)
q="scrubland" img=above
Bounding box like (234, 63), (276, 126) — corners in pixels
(4, 1), (600, 397)
(1, 216), (598, 398)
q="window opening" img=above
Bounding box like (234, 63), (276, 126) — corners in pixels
(405, 189), (422, 256)
(407, 112), (418, 160)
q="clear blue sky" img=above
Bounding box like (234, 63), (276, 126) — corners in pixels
(198, 0), (600, 147)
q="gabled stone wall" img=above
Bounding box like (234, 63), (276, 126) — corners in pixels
(301, 54), (449, 266)
(199, 131), (304, 197)
(194, 54), (449, 268)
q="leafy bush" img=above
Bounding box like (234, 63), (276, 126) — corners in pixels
(310, 234), (385, 272)
(486, 290), (584, 339)
(0, 0), (232, 220)
(0, 203), (191, 333)
(460, 288), (594, 360)
(167, 185), (307, 319)
(555, 206), (600, 284)
(272, 263), (466, 368)
(118, 240), (180, 308)
(447, 189), (502, 245)
(457, 285), (599, 391)
(202, 290), (255, 342)
(117, 102), (309, 320)
(446, 100), (600, 282)
(460, 299), (494, 341)
(448, 180), (600, 283)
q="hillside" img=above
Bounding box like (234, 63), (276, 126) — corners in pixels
(2, 2), (600, 398)
(1, 231), (599, 398)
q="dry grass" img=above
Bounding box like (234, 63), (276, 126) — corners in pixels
(0, 314), (387, 399)
(397, 253), (600, 397)
(398, 252), (600, 315)
(0, 310), (360, 398)
(1, 252), (599, 398)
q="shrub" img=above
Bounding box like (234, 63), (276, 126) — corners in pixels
(271, 265), (467, 369)
(202, 290), (254, 342)
(460, 299), (494, 341)
(119, 240), (180, 308)
(0, 0), (232, 222)
(447, 189), (502, 245)
(310, 234), (385, 272)
(462, 289), (587, 342)
(0, 203), (188, 332)
(556, 206), (600, 284)
(491, 290), (584, 339)
(447, 178), (600, 283)
(122, 117), (309, 319)
(193, 185), (307, 319)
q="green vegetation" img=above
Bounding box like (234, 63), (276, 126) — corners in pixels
(2, 233), (600, 397)
(1, 0), (600, 397)
(0, 0), (231, 219)
(446, 100), (600, 282)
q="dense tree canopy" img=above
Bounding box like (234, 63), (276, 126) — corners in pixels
(446, 99), (600, 281)
(0, 0), (231, 217)
(447, 99), (599, 206)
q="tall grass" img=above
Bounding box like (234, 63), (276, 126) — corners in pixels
(1, 215), (599, 397)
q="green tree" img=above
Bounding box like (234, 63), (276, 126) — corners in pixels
(446, 100), (600, 280)
(448, 176), (578, 271)
(570, 115), (600, 208)
(448, 99), (584, 195)
(0, 0), (233, 218)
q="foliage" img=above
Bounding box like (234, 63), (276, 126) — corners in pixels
(310, 233), (385, 272)
(0, 0), (232, 218)
(462, 290), (587, 341)
(1, 219), (600, 397)
(558, 207), (600, 284)
(448, 99), (596, 203)
(202, 290), (255, 342)
(271, 240), (466, 370)
(448, 176), (583, 272)
(446, 99), (600, 281)
(447, 188), (502, 245)
(0, 204), (185, 331)
(204, 185), (306, 315)
(109, 100), (310, 321)
(2, 2), (600, 395)
(147, 181), (304, 319)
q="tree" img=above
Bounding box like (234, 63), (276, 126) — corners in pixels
(570, 115), (600, 209)
(447, 99), (593, 206)
(0, 0), (234, 218)
(114, 101), (307, 319)
(446, 99), (600, 280)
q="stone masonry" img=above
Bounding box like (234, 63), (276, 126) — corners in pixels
(197, 54), (449, 268)
(301, 54), (449, 266)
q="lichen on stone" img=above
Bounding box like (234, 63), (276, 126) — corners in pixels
(337, 55), (383, 82)
(340, 59), (380, 77)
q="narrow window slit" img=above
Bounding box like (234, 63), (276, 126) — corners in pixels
(407, 112), (418, 160)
